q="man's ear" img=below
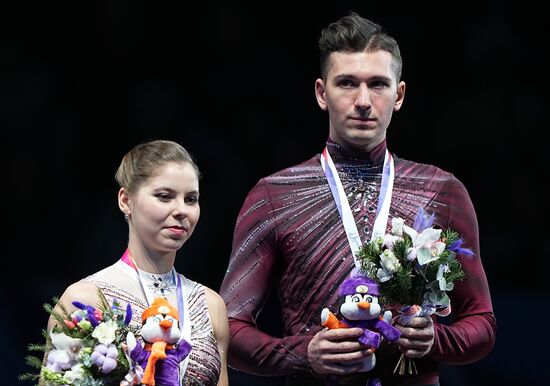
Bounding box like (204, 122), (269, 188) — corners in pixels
(393, 80), (406, 111)
(315, 78), (328, 111)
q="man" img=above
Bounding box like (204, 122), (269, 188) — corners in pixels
(220, 12), (496, 386)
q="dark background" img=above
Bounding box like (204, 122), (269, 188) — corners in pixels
(5, 1), (548, 385)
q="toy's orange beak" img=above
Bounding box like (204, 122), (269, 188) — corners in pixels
(357, 301), (370, 309)
(160, 319), (173, 329)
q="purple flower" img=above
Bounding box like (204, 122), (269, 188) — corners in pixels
(448, 239), (474, 257)
(72, 301), (87, 310)
(71, 302), (100, 326)
(124, 303), (132, 325)
(86, 306), (100, 327)
(413, 207), (435, 232)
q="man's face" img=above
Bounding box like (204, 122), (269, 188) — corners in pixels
(315, 50), (405, 152)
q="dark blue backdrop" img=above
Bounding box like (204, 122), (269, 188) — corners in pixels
(5, 1), (547, 385)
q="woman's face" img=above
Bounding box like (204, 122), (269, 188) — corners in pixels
(128, 161), (200, 253)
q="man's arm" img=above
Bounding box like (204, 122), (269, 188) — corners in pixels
(428, 176), (496, 364)
(220, 179), (314, 375)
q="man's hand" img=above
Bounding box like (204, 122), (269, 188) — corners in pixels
(395, 316), (435, 358)
(307, 328), (373, 374)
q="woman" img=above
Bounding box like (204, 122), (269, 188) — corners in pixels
(48, 139), (229, 386)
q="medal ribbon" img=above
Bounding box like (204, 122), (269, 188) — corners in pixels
(321, 146), (394, 267)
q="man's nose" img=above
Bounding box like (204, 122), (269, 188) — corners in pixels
(354, 84), (371, 110)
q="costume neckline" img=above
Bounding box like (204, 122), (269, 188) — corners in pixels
(137, 268), (177, 297)
(326, 138), (387, 165)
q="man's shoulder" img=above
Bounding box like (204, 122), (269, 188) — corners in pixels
(394, 154), (457, 181)
(242, 154), (322, 200)
(261, 154), (321, 181)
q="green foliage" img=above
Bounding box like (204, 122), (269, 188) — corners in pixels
(357, 224), (467, 312)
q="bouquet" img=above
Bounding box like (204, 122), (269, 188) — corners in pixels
(20, 291), (138, 385)
(357, 207), (472, 375)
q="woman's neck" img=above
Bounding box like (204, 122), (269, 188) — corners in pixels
(126, 242), (176, 274)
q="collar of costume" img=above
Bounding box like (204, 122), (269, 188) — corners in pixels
(320, 141), (394, 268)
(120, 248), (192, 379)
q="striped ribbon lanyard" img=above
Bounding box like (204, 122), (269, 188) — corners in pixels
(320, 147), (394, 267)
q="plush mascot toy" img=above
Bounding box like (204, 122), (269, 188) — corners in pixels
(126, 297), (192, 386)
(321, 274), (400, 385)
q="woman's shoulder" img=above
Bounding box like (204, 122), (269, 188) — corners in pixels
(62, 262), (126, 311)
(61, 279), (108, 312)
(202, 286), (225, 310)
(181, 277), (223, 308)
(48, 280), (102, 331)
(85, 260), (125, 281)
(62, 280), (101, 303)
(182, 277), (227, 325)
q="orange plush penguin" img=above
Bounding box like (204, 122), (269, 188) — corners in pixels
(126, 297), (192, 386)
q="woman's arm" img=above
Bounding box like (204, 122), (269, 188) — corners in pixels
(205, 287), (230, 386)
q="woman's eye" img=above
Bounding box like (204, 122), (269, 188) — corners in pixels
(185, 195), (199, 204)
(156, 193), (172, 201)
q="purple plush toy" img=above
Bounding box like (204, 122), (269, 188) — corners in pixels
(321, 273), (400, 385)
(126, 297), (192, 386)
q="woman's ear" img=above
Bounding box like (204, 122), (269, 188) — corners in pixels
(118, 187), (131, 217)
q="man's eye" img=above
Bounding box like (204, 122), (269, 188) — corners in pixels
(339, 79), (355, 88)
(370, 80), (388, 89)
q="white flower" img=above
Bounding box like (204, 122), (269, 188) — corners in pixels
(382, 233), (402, 249)
(46, 333), (83, 371)
(437, 264), (454, 291)
(92, 320), (118, 345)
(377, 249), (401, 282)
(50, 332), (82, 351)
(403, 225), (443, 265)
(391, 217), (405, 237)
(63, 363), (85, 384)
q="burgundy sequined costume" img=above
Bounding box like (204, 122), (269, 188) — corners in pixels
(220, 139), (496, 385)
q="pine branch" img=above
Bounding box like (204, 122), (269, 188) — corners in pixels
(24, 355), (44, 369)
(27, 343), (47, 352)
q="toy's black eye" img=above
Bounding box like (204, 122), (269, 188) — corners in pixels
(351, 295), (361, 303)
(366, 296), (373, 303)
